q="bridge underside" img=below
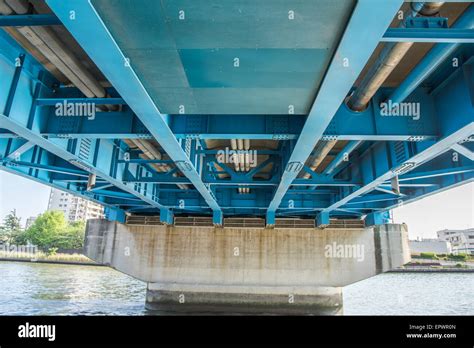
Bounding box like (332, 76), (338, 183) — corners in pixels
(0, 0), (473, 228)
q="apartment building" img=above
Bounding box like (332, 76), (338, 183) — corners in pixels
(437, 228), (474, 255)
(47, 188), (104, 223)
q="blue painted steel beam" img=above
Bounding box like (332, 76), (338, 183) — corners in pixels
(1, 160), (89, 177)
(1, 0), (471, 221)
(16, 76), (439, 142)
(323, 135), (472, 213)
(388, 4), (474, 106)
(47, 0), (222, 220)
(266, 0), (404, 223)
(0, 46), (165, 214)
(382, 28), (474, 43)
(0, 29), (56, 89)
(391, 165), (474, 182)
(5, 140), (34, 159)
(40, 96), (439, 140)
(316, 212), (330, 228)
(0, 161), (124, 216)
(451, 143), (474, 161)
(35, 97), (125, 106)
(0, 141), (132, 215)
(322, 58), (474, 215)
(324, 141), (362, 176)
(123, 176), (191, 185)
(200, 93), (441, 141)
(105, 207), (126, 223)
(365, 212), (390, 227)
(381, 178), (474, 214)
(3, 54), (24, 117)
(379, 183), (438, 188)
(291, 179), (361, 187)
(86, 189), (142, 201)
(374, 186), (405, 197)
(170, 114), (306, 140)
(364, 150), (474, 213)
(0, 14), (61, 27)
(1, 116), (165, 210)
(159, 208), (174, 225)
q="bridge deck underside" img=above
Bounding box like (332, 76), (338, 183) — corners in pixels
(0, 0), (472, 225)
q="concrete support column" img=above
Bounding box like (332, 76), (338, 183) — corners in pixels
(146, 284), (343, 315)
(85, 219), (410, 315)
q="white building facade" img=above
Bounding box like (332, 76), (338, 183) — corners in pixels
(437, 228), (474, 255)
(47, 188), (104, 222)
(409, 239), (452, 254)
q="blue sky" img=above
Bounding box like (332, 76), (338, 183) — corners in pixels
(0, 170), (472, 239)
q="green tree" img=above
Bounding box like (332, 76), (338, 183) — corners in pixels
(0, 209), (22, 243)
(59, 221), (86, 249)
(23, 211), (86, 249)
(23, 211), (68, 249)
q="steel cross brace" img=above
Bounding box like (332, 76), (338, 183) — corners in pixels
(266, 0), (404, 226)
(46, 0), (223, 225)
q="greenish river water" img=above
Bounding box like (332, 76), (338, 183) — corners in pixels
(1, 261), (473, 315)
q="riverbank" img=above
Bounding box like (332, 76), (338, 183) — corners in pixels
(388, 259), (474, 272)
(388, 267), (474, 273)
(1, 252), (472, 270)
(0, 258), (102, 266)
(0, 251), (99, 266)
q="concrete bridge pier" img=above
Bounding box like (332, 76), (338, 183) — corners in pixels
(85, 219), (410, 315)
(145, 283), (344, 315)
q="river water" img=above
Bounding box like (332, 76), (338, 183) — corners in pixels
(0, 261), (473, 315)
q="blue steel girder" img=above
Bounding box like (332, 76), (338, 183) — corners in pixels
(0, 142), (146, 217)
(382, 15), (474, 43)
(321, 59), (474, 215)
(266, 0), (404, 225)
(36, 90), (439, 141)
(46, 0), (223, 224)
(379, 154), (474, 213)
(0, 0), (473, 223)
(0, 119), (163, 211)
(0, 14), (62, 27)
(0, 48), (168, 216)
(156, 188), (335, 212)
(388, 4), (474, 107)
(202, 155), (279, 183)
(348, 153), (474, 213)
(383, 28), (474, 43)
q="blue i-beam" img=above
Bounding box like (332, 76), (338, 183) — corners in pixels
(265, 0), (404, 226)
(46, 0), (223, 224)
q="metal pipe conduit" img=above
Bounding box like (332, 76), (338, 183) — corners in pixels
(388, 3), (474, 106)
(1, 0), (106, 98)
(346, 2), (445, 111)
(130, 139), (188, 190)
(3, 0), (28, 14)
(302, 140), (337, 179)
(2, 0), (182, 193)
(230, 139), (251, 193)
(0, 0), (14, 14)
(307, 2), (444, 189)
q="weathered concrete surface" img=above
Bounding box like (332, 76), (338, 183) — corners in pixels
(85, 220), (410, 314)
(146, 284), (343, 315)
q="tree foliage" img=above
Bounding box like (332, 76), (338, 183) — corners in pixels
(11, 211), (86, 249)
(0, 209), (22, 243)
